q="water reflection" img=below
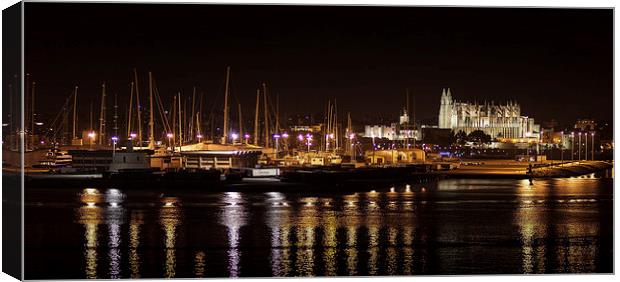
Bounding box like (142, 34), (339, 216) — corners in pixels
(295, 197), (318, 276)
(160, 197), (181, 278)
(128, 210), (144, 278)
(77, 204), (102, 279)
(220, 192), (248, 277)
(194, 251), (206, 278)
(105, 192), (125, 279)
(266, 192), (292, 277)
(57, 179), (611, 279)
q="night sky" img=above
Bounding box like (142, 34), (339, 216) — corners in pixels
(24, 3), (613, 128)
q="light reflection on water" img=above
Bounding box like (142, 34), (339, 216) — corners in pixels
(49, 178), (613, 279)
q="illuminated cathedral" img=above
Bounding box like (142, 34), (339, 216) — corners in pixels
(438, 88), (540, 139)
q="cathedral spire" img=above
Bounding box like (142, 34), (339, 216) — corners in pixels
(446, 87), (452, 97)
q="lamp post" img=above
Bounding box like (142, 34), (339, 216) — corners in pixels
(231, 133), (239, 144)
(273, 134), (281, 157)
(583, 132), (588, 161)
(578, 132), (582, 161)
(591, 132), (595, 161)
(306, 133), (312, 153)
(111, 136), (118, 157)
(571, 132), (574, 161)
(282, 133), (289, 156)
(197, 134), (203, 143)
(166, 133), (173, 152)
(349, 133), (355, 158)
(244, 134), (250, 145)
(560, 132), (564, 163)
(88, 131), (95, 149)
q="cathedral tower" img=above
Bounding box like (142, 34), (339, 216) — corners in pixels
(438, 88), (453, 128)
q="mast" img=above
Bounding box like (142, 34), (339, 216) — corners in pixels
(113, 92), (118, 138)
(222, 66), (231, 144)
(72, 86), (78, 139)
(254, 89), (260, 146)
(178, 92), (182, 149)
(98, 83), (106, 145)
(190, 86), (196, 141)
(31, 81), (36, 148)
(127, 82), (134, 137)
(148, 72), (155, 149)
(172, 95), (177, 149)
(238, 103), (243, 143)
(275, 93), (279, 134)
(134, 69), (143, 147)
(89, 100), (93, 136)
(334, 98), (338, 151)
(262, 83), (269, 148)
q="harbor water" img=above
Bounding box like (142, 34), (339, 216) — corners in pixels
(24, 176), (613, 278)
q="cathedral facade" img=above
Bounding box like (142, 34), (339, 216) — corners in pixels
(438, 88), (539, 139)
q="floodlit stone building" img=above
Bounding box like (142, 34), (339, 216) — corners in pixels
(438, 88), (539, 139)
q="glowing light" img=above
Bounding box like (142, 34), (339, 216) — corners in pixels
(111, 136), (119, 142)
(273, 134), (281, 139)
(297, 134), (304, 141)
(130, 133), (137, 139)
(167, 133), (173, 138)
(196, 134), (203, 139)
(244, 134), (250, 139)
(282, 133), (289, 138)
(88, 132), (96, 139)
(231, 133), (239, 141)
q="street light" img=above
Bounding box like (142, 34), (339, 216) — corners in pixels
(583, 132), (588, 161)
(166, 133), (173, 151)
(591, 132), (595, 161)
(571, 132), (576, 160)
(231, 133), (239, 144)
(111, 136), (118, 157)
(244, 134), (250, 144)
(578, 132), (582, 161)
(306, 133), (313, 153)
(560, 132), (564, 163)
(88, 131), (96, 149)
(349, 133), (355, 157)
(274, 134), (281, 157)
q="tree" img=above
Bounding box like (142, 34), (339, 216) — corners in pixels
(455, 130), (468, 145)
(467, 130), (492, 146)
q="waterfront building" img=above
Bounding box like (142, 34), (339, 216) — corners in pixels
(438, 88), (540, 139)
(364, 148), (425, 164)
(364, 109), (420, 141)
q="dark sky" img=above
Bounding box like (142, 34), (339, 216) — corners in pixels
(24, 3), (613, 127)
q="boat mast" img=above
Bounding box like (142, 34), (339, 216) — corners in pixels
(72, 86), (78, 140)
(262, 83), (269, 148)
(31, 81), (36, 149)
(172, 95), (177, 149)
(113, 92), (119, 138)
(254, 89), (260, 146)
(178, 92), (182, 149)
(275, 92), (279, 134)
(238, 103), (243, 143)
(190, 86), (196, 141)
(222, 66), (231, 144)
(98, 83), (106, 145)
(405, 89), (409, 149)
(148, 72), (155, 149)
(127, 82), (134, 138)
(134, 69), (143, 147)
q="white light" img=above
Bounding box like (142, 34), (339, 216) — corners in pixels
(231, 133), (239, 141)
